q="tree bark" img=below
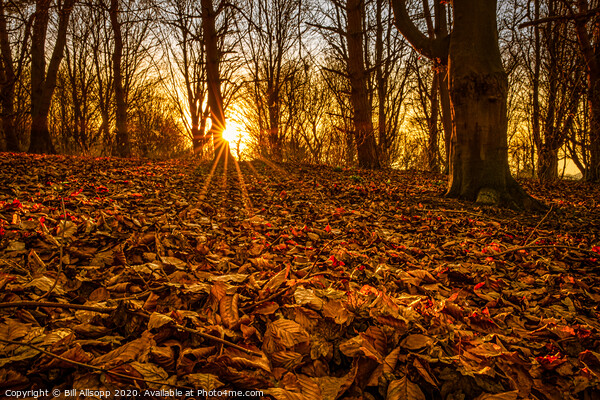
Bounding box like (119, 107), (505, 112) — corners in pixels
(346, 0), (380, 169)
(109, 0), (131, 157)
(392, 0), (539, 208)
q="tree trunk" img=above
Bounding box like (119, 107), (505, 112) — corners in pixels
(445, 1), (538, 208)
(571, 1), (600, 181)
(28, 0), (74, 154)
(439, 66), (452, 172)
(0, 81), (16, 151)
(434, 1), (452, 173)
(428, 68), (440, 173)
(588, 74), (600, 180)
(29, 0), (53, 154)
(201, 0), (232, 165)
(267, 80), (282, 161)
(0, 0), (18, 151)
(375, 0), (388, 167)
(537, 147), (559, 181)
(346, 0), (380, 169)
(109, 0), (131, 157)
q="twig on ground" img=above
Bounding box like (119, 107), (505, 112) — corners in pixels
(0, 301), (115, 313)
(0, 338), (193, 390)
(486, 244), (600, 258)
(524, 205), (553, 245)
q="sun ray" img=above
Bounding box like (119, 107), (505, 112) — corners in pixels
(220, 143), (229, 192)
(232, 159), (254, 216)
(252, 154), (290, 177)
(197, 142), (226, 202)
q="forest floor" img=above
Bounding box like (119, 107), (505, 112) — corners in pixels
(1, 152), (600, 400)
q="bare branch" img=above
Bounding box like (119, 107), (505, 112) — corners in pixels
(518, 7), (600, 29)
(389, 0), (449, 61)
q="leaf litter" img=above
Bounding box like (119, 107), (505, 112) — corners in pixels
(0, 153), (600, 399)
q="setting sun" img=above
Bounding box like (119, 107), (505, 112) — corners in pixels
(222, 123), (243, 143)
(222, 118), (249, 158)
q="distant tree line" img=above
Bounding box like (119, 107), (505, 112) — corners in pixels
(0, 0), (598, 183)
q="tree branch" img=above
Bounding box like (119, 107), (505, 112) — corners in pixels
(518, 7), (600, 29)
(390, 0), (449, 61)
(0, 301), (115, 313)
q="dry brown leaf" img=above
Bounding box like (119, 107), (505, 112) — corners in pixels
(473, 391), (519, 400)
(387, 376), (426, 400)
(219, 294), (240, 329)
(90, 331), (154, 368)
(147, 312), (173, 330)
(322, 300), (350, 324)
(262, 263), (290, 295)
(400, 334), (435, 351)
(271, 350), (304, 370)
(294, 286), (324, 310)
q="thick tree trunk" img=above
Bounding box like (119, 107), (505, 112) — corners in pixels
(29, 106), (54, 154)
(28, 0), (74, 154)
(109, 0), (130, 157)
(346, 0), (380, 169)
(446, 0), (538, 208)
(391, 0), (539, 208)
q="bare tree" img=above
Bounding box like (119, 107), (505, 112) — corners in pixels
(530, 0), (582, 180)
(28, 0), (75, 154)
(53, 3), (98, 153)
(238, 0), (303, 162)
(88, 3), (113, 153)
(346, 0), (379, 168)
(108, 0), (130, 156)
(159, 0), (210, 154)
